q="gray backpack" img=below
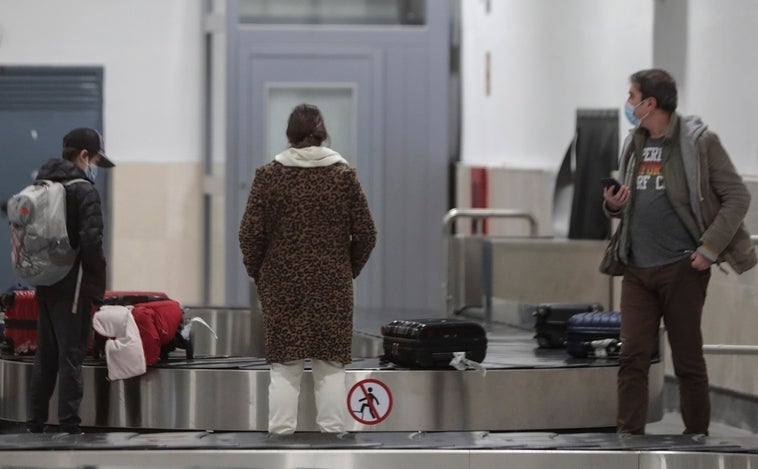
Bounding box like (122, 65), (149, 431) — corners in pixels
(8, 179), (89, 286)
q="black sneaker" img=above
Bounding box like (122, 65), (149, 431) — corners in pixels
(59, 425), (83, 435)
(25, 423), (44, 434)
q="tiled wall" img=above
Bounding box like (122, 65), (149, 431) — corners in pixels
(455, 164), (554, 237)
(110, 162), (203, 305)
(696, 178), (758, 396)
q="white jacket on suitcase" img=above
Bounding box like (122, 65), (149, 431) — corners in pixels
(92, 305), (146, 380)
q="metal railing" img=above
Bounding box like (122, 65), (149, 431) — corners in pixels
(440, 215), (758, 355)
(441, 208), (539, 317)
(702, 345), (758, 355)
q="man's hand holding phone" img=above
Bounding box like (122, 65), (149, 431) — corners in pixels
(601, 177), (630, 211)
(600, 177), (621, 194)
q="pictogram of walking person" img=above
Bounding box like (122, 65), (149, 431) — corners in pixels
(354, 386), (380, 419)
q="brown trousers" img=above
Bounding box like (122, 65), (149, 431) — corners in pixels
(617, 258), (711, 435)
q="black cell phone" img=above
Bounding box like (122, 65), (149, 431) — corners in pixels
(600, 177), (622, 195)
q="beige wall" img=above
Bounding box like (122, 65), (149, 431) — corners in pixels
(457, 165), (758, 398)
(109, 162), (203, 305)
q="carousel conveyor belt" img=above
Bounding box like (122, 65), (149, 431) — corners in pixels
(0, 323), (665, 433)
(0, 430), (757, 469)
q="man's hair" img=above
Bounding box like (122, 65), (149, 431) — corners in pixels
(286, 103), (329, 148)
(630, 69), (678, 112)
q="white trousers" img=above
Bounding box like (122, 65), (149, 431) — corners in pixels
(268, 359), (346, 434)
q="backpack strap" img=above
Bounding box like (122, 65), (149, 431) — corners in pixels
(64, 178), (90, 186)
(64, 178), (88, 313)
(71, 264), (84, 315)
(33, 178), (88, 186)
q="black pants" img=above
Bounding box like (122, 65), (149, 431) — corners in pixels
(27, 296), (92, 428)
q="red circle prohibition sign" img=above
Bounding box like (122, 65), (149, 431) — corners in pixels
(347, 378), (393, 425)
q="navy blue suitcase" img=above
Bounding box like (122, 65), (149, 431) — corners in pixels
(533, 303), (603, 348)
(565, 311), (621, 358)
(381, 318), (487, 368)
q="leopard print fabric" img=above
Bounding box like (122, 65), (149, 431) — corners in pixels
(238, 162), (376, 364)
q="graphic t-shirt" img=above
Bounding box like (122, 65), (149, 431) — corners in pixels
(628, 137), (697, 268)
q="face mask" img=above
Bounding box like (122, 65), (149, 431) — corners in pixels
(85, 162), (98, 181)
(624, 99), (647, 126)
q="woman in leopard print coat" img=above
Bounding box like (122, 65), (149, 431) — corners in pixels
(238, 104), (376, 434)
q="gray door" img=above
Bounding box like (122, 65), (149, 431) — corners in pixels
(227, 46), (384, 311)
(225, 1), (451, 317)
(0, 67), (106, 290)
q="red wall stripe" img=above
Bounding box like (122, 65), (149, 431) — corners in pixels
(470, 167), (489, 234)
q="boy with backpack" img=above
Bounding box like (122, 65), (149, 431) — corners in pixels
(11, 128), (114, 434)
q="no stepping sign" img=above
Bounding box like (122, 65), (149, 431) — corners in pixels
(347, 378), (393, 425)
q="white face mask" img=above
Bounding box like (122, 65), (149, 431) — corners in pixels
(624, 98), (650, 126)
(85, 161), (98, 181)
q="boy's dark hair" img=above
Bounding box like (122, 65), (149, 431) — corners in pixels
(286, 104), (328, 148)
(631, 69), (678, 113)
(62, 147), (80, 162)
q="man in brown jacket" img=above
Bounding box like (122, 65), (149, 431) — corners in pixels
(603, 69), (756, 435)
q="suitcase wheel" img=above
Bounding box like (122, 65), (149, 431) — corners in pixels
(0, 337), (13, 355)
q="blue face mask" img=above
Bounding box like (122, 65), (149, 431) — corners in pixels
(85, 162), (98, 181)
(624, 99), (646, 126)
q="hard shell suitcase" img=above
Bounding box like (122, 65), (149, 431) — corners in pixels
(1, 290), (38, 354)
(0, 289), (173, 357)
(381, 318), (487, 368)
(565, 311), (621, 358)
(1, 288), (94, 355)
(533, 303), (603, 348)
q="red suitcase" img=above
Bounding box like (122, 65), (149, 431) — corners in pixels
(2, 290), (39, 354)
(1, 290), (171, 356)
(92, 291), (171, 359)
(103, 291), (169, 305)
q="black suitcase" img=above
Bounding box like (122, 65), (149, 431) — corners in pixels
(565, 311), (621, 358)
(381, 318), (487, 368)
(533, 303), (603, 348)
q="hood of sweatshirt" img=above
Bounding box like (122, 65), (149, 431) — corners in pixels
(274, 146), (348, 168)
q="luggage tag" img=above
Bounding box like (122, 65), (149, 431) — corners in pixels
(591, 338), (621, 358)
(450, 351), (487, 376)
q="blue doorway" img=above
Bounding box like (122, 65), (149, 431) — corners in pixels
(0, 67), (107, 290)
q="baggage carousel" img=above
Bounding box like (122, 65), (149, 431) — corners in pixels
(6, 307), (756, 469)
(0, 307), (664, 433)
